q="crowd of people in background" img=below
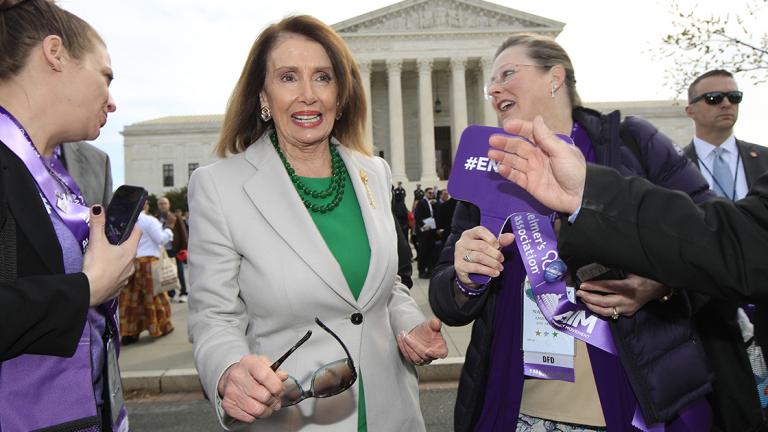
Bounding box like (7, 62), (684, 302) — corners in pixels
(392, 182), (457, 280)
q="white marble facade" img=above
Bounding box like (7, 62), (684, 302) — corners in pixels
(123, 0), (694, 195)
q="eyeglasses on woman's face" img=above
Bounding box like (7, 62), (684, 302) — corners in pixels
(690, 90), (743, 106)
(484, 63), (547, 100)
(270, 317), (357, 407)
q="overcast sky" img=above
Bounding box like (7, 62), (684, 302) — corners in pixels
(60, 0), (767, 186)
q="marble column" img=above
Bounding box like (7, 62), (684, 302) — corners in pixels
(358, 60), (374, 149)
(417, 59), (439, 183)
(480, 57), (498, 126)
(386, 59), (407, 183)
(450, 57), (468, 156)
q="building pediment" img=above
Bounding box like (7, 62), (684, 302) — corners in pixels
(333, 0), (564, 35)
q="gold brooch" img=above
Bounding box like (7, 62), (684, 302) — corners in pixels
(359, 170), (376, 209)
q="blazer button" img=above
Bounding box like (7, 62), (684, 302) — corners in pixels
(350, 313), (363, 325)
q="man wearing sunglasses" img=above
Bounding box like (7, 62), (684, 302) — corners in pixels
(683, 70), (768, 201)
(682, 69), (768, 429)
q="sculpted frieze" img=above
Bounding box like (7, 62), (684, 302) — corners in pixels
(337, 0), (548, 34)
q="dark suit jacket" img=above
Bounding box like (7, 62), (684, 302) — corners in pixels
(562, 166), (768, 430)
(684, 138), (768, 430)
(0, 141), (90, 362)
(61, 141), (114, 206)
(414, 198), (435, 230)
(683, 139), (768, 189)
(561, 164), (768, 302)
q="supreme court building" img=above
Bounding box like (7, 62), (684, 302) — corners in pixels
(123, 0), (693, 195)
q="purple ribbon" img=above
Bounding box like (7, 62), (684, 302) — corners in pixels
(448, 125), (710, 430)
(448, 126), (617, 357)
(510, 211), (617, 356)
(0, 106), (90, 252)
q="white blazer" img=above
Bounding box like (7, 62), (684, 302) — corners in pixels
(187, 132), (427, 431)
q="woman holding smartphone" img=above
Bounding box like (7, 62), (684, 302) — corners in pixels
(0, 1), (139, 430)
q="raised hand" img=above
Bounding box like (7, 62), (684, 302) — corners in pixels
(487, 116), (586, 214)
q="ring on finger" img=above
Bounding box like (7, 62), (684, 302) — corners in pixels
(462, 252), (473, 263)
(611, 306), (620, 320)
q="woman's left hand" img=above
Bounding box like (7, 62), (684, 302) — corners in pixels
(576, 273), (672, 319)
(396, 318), (449, 365)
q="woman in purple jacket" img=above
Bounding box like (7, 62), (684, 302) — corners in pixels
(430, 33), (719, 432)
(0, 1), (139, 430)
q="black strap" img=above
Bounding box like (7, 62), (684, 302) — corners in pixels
(0, 202), (17, 283)
(619, 120), (648, 176)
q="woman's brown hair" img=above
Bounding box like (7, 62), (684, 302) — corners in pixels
(0, 0), (103, 82)
(215, 15), (369, 157)
(494, 33), (582, 108)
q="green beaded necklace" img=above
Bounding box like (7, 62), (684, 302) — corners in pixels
(270, 131), (346, 214)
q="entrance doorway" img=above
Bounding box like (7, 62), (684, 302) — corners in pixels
(434, 126), (452, 180)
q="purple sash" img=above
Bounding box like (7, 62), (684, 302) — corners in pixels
(0, 106), (90, 252)
(449, 125), (710, 431)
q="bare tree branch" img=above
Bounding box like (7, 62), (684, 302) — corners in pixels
(655, 0), (768, 97)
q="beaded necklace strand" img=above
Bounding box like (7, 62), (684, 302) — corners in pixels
(270, 131), (346, 213)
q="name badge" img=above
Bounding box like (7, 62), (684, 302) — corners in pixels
(106, 337), (126, 426)
(522, 276), (575, 381)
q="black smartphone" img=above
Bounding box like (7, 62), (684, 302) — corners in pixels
(105, 185), (148, 245)
(575, 262), (626, 287)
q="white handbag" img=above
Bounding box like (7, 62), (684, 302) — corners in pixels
(151, 247), (181, 296)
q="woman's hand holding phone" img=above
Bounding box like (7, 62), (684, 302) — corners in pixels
(83, 205), (142, 306)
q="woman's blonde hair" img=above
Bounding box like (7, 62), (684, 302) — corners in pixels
(216, 15), (369, 157)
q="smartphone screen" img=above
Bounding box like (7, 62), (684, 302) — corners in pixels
(105, 185), (148, 245)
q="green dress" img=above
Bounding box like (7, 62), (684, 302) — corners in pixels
(301, 170), (370, 432)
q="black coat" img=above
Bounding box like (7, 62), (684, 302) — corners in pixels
(563, 165), (768, 432)
(681, 139), (768, 430)
(561, 164), (768, 303)
(0, 141), (90, 362)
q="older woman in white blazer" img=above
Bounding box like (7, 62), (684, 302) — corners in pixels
(187, 15), (448, 431)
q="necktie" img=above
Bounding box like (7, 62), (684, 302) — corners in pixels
(712, 147), (734, 200)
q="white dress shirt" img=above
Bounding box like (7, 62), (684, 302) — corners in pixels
(135, 212), (173, 258)
(692, 135), (749, 200)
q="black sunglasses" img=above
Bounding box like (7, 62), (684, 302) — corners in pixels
(270, 317), (358, 407)
(690, 90), (743, 105)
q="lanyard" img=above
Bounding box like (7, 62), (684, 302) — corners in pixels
(696, 147), (741, 201)
(0, 106), (90, 252)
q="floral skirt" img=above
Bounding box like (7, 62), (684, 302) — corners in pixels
(119, 256), (174, 338)
(516, 414), (607, 432)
